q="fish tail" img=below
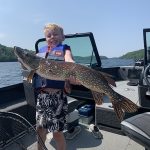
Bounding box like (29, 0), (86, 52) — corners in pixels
(111, 94), (138, 121)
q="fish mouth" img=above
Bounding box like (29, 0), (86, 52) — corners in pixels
(14, 46), (27, 59)
(14, 46), (41, 70)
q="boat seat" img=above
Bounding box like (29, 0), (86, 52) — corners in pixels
(67, 96), (79, 113)
(121, 112), (150, 150)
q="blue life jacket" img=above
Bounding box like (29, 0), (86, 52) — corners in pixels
(33, 44), (70, 89)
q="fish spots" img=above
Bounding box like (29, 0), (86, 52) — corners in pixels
(46, 60), (51, 65)
(15, 47), (138, 121)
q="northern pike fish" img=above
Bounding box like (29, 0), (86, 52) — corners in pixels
(14, 46), (138, 121)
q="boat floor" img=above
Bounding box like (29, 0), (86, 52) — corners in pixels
(27, 123), (144, 150)
(27, 81), (144, 150)
(113, 80), (139, 105)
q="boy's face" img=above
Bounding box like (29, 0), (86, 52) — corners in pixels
(45, 28), (64, 48)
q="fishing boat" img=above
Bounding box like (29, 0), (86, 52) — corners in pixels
(0, 29), (150, 150)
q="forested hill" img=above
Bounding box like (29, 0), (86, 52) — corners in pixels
(0, 43), (144, 62)
(0, 44), (107, 62)
(120, 49), (144, 60)
(0, 44), (17, 62)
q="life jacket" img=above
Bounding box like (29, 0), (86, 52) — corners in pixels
(33, 44), (70, 89)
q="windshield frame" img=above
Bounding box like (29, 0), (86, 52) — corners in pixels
(143, 28), (150, 66)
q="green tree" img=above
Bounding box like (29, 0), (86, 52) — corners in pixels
(0, 44), (18, 62)
(120, 49), (144, 60)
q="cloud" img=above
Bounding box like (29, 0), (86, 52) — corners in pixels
(32, 13), (48, 25)
(32, 13), (53, 25)
(33, 17), (44, 24)
(0, 33), (6, 39)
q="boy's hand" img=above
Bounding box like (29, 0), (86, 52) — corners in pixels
(69, 75), (81, 85)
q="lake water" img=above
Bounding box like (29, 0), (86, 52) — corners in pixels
(0, 62), (23, 88)
(0, 58), (135, 88)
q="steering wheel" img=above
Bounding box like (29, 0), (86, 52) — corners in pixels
(144, 64), (150, 86)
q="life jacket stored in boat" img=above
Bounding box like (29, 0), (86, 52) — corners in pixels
(33, 44), (70, 89)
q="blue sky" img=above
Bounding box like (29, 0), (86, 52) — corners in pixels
(0, 0), (150, 57)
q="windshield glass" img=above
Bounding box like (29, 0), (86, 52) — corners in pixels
(146, 32), (150, 50)
(146, 32), (150, 63)
(63, 36), (96, 65)
(37, 36), (97, 66)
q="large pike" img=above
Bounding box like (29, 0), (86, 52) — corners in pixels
(14, 46), (138, 121)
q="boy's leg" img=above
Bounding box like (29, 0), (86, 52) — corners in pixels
(53, 131), (66, 150)
(37, 127), (47, 150)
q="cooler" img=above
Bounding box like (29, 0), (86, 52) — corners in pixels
(78, 104), (94, 124)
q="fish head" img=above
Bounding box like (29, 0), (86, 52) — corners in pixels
(14, 46), (41, 70)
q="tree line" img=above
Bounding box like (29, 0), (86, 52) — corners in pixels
(0, 44), (144, 62)
(0, 44), (17, 62)
(120, 49), (144, 60)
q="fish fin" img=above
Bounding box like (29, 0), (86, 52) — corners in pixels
(112, 101), (124, 121)
(91, 91), (104, 105)
(27, 70), (36, 83)
(105, 76), (116, 87)
(120, 97), (139, 112)
(64, 79), (72, 94)
(100, 71), (114, 78)
(111, 95), (138, 121)
(100, 72), (116, 87)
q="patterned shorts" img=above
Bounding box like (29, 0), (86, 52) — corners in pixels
(36, 90), (68, 132)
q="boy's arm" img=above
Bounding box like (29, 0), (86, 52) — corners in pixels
(64, 49), (75, 62)
(64, 49), (80, 85)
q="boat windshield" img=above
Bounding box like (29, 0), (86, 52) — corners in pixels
(146, 31), (150, 63)
(35, 33), (101, 67)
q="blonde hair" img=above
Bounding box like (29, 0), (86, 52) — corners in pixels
(44, 23), (65, 40)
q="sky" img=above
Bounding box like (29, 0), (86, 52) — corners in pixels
(0, 0), (150, 58)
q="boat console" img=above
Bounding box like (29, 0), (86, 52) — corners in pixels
(121, 28), (150, 150)
(138, 28), (150, 108)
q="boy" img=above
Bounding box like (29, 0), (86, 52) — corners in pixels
(34, 23), (79, 150)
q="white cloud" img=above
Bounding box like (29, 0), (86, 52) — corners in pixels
(32, 14), (47, 25)
(0, 33), (6, 39)
(33, 17), (43, 24)
(32, 13), (53, 25)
